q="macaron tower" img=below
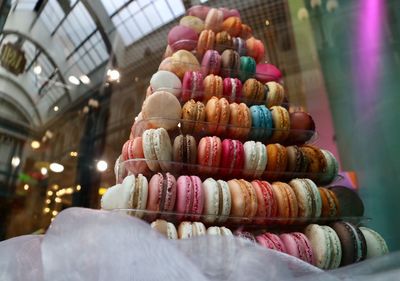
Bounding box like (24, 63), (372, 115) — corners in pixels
(101, 4), (388, 270)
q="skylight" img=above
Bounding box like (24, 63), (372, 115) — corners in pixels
(101, 0), (185, 46)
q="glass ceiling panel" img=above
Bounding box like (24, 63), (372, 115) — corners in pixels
(100, 0), (185, 46)
(12, 0), (37, 10)
(41, 0), (65, 33)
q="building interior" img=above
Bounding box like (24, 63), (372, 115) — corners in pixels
(0, 0), (399, 251)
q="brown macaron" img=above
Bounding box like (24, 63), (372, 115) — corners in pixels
(288, 111), (316, 144)
(227, 102), (252, 140)
(242, 78), (265, 104)
(265, 144), (287, 181)
(328, 186), (364, 217)
(173, 134), (197, 172)
(215, 31), (233, 54)
(285, 145), (309, 179)
(299, 145), (327, 182)
(205, 96), (230, 136)
(181, 99), (206, 134)
(220, 49), (240, 78)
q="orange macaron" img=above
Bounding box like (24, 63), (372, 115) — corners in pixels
(227, 102), (251, 140)
(205, 96), (231, 136)
(265, 143), (287, 181)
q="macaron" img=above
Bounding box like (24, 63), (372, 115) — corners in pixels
(265, 82), (285, 108)
(331, 221), (366, 266)
(150, 70), (182, 97)
(256, 232), (287, 253)
(256, 63), (282, 83)
(203, 74), (223, 102)
(265, 143), (287, 181)
(114, 155), (128, 184)
(271, 182), (298, 224)
(215, 31), (233, 54)
(202, 178), (231, 223)
(172, 134), (197, 172)
(239, 24), (252, 39)
(182, 71), (204, 102)
(205, 96), (230, 135)
(142, 91), (181, 130)
(197, 136), (222, 175)
(204, 8), (223, 32)
(121, 137), (147, 174)
(321, 225), (343, 269)
(142, 128), (172, 172)
(318, 149), (339, 185)
(270, 106), (290, 143)
(219, 7), (240, 19)
(147, 173), (177, 219)
(243, 141), (267, 178)
(285, 146), (309, 178)
(220, 49), (240, 78)
(242, 78), (265, 104)
(181, 99), (206, 134)
(151, 219), (178, 239)
(222, 77), (242, 103)
(207, 226), (233, 236)
(159, 50), (200, 79)
(318, 187), (340, 218)
(251, 180), (277, 222)
(221, 16), (242, 37)
(233, 37), (247, 56)
(359, 227), (389, 259)
(101, 174), (148, 218)
(246, 37), (265, 63)
(288, 111), (316, 144)
(228, 102), (251, 140)
(279, 232), (314, 264)
(328, 186), (364, 217)
(299, 145), (327, 181)
(178, 221), (207, 239)
(168, 25), (198, 52)
(187, 5), (210, 20)
(249, 105), (273, 141)
(220, 139), (245, 177)
(197, 30), (215, 58)
(227, 179), (258, 222)
(304, 224), (341, 269)
(289, 178), (322, 219)
(179, 15), (204, 34)
(176, 175), (204, 220)
(201, 50), (221, 76)
(239, 56), (256, 82)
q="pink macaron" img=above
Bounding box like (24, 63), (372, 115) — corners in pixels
(176, 175), (204, 220)
(182, 71), (204, 102)
(121, 137), (148, 174)
(257, 232), (287, 253)
(204, 8), (224, 32)
(251, 180), (277, 223)
(187, 5), (210, 20)
(223, 77), (242, 102)
(201, 50), (221, 76)
(220, 139), (244, 177)
(255, 63), (282, 83)
(280, 232), (314, 265)
(147, 173), (177, 220)
(168, 25), (198, 52)
(219, 7), (241, 19)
